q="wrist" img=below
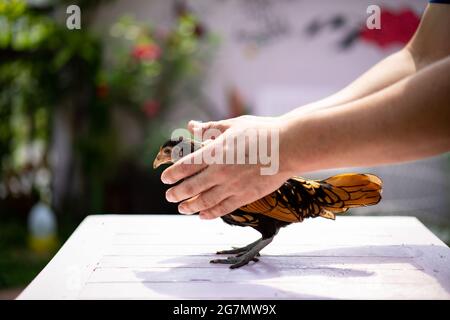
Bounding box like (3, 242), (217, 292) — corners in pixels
(278, 113), (324, 175)
(277, 116), (300, 177)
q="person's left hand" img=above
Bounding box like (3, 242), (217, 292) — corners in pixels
(160, 115), (294, 220)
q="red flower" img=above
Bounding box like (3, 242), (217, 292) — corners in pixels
(359, 8), (420, 49)
(96, 83), (109, 98)
(142, 100), (160, 118)
(132, 43), (161, 61)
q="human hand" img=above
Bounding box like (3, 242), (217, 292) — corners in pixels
(160, 115), (294, 220)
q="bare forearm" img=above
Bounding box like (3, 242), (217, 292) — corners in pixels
(282, 48), (417, 118)
(283, 57), (450, 174)
(283, 4), (450, 119)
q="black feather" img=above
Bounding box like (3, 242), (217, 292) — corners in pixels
(162, 137), (201, 155)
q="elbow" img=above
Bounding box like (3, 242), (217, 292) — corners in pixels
(405, 4), (450, 70)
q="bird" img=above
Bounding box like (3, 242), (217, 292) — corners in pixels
(153, 137), (383, 269)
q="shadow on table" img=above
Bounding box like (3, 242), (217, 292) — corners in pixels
(133, 255), (371, 299)
(133, 244), (449, 299)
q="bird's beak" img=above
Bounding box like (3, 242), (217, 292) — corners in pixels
(153, 154), (172, 169)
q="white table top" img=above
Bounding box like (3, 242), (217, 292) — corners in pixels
(18, 215), (450, 300)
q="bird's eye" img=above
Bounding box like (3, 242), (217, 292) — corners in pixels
(163, 148), (171, 155)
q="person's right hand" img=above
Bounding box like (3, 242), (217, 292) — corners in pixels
(160, 115), (295, 220)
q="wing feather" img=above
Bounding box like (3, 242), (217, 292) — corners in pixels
(239, 173), (382, 223)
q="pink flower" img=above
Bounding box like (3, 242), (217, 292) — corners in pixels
(142, 100), (160, 118)
(131, 43), (161, 61)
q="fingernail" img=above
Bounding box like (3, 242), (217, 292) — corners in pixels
(161, 175), (171, 184)
(178, 204), (188, 214)
(166, 191), (175, 202)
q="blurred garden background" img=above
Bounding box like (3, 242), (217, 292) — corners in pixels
(1, 0), (448, 298)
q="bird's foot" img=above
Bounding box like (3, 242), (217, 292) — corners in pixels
(210, 253), (260, 269)
(216, 238), (261, 255)
(216, 247), (247, 255)
(211, 237), (274, 269)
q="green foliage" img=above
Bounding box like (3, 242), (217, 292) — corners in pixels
(101, 13), (216, 163)
(0, 1), (217, 289)
(0, 0), (217, 211)
(103, 13), (210, 112)
(0, 0), (101, 203)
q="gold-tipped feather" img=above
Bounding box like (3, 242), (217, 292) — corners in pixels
(240, 173), (382, 222)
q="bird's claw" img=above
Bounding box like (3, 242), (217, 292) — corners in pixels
(216, 239), (262, 255)
(212, 237), (272, 268)
(216, 247), (247, 255)
(230, 257), (259, 269)
(210, 255), (259, 268)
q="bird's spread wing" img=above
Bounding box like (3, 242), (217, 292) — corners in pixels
(239, 174), (382, 223)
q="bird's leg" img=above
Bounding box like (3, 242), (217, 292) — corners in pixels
(210, 236), (274, 269)
(216, 238), (262, 255)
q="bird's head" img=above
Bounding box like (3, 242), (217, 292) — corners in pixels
(153, 137), (200, 169)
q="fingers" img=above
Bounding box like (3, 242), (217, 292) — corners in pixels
(199, 196), (240, 220)
(165, 166), (217, 203)
(160, 149), (207, 184)
(161, 134), (224, 184)
(188, 120), (230, 135)
(178, 184), (231, 214)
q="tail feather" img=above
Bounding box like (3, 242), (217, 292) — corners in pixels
(243, 173), (383, 223)
(324, 173), (382, 188)
(318, 173), (382, 218)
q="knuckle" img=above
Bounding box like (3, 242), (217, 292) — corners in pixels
(216, 201), (232, 216)
(201, 191), (220, 208)
(207, 204), (221, 217)
(218, 123), (228, 131)
(203, 121), (215, 130)
(210, 207), (223, 217)
(199, 195), (212, 209)
(183, 182), (195, 196)
(218, 202), (229, 213)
